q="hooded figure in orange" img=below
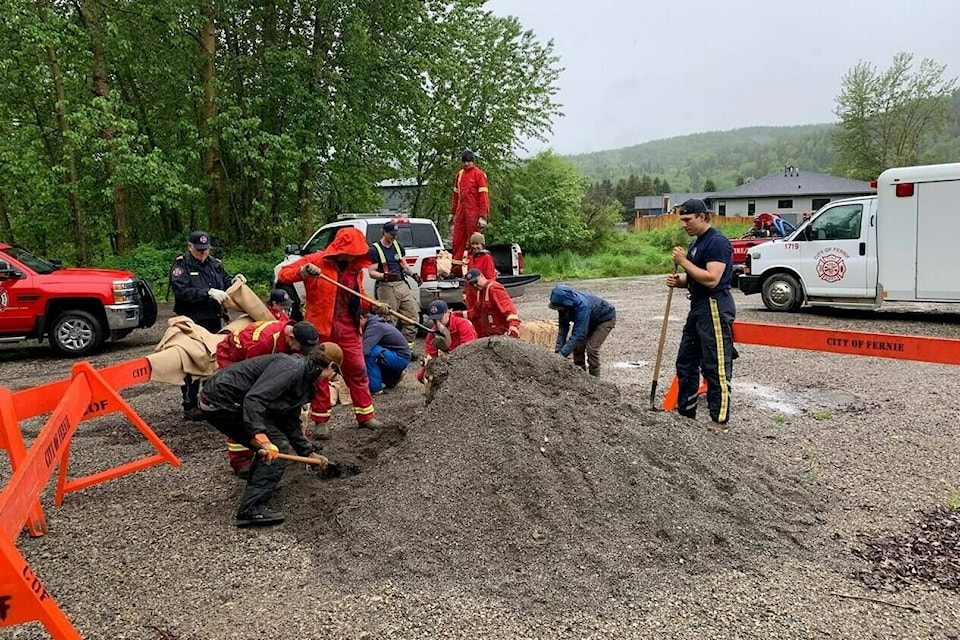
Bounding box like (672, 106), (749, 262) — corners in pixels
(277, 227), (382, 429)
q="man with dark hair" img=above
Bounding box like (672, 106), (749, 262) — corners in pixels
(449, 148), (489, 277)
(367, 220), (421, 349)
(169, 230), (232, 420)
(199, 343), (343, 527)
(549, 284), (616, 377)
(667, 198), (736, 431)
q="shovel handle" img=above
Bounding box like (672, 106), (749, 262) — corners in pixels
(314, 271), (436, 333)
(275, 452), (325, 465)
(650, 266), (678, 407)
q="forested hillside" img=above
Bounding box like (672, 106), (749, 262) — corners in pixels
(567, 92), (960, 192)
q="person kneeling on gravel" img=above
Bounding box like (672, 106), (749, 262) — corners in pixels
(198, 343), (343, 527)
(415, 299), (477, 384)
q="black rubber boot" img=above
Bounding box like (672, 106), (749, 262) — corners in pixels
(588, 367), (601, 378)
(235, 504), (285, 528)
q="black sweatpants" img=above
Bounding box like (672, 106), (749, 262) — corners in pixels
(202, 408), (298, 515)
(675, 290), (736, 423)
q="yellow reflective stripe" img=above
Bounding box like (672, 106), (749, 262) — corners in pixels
(311, 410), (332, 419)
(709, 298), (730, 422)
(373, 243), (386, 265)
(506, 314), (519, 321)
(478, 187), (489, 193)
(227, 442), (250, 452)
(251, 320), (279, 342)
(353, 404), (375, 416)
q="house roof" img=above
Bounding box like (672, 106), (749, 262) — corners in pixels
(710, 168), (873, 199)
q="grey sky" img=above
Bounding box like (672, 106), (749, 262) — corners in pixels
(485, 0), (960, 155)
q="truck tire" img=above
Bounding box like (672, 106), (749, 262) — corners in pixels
(50, 310), (105, 357)
(761, 273), (803, 312)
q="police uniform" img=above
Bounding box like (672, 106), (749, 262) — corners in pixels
(676, 226), (736, 424)
(170, 232), (232, 411)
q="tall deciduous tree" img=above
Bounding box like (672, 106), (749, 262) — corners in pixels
(834, 52), (957, 180)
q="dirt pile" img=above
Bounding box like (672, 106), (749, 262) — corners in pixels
(855, 505), (960, 592)
(302, 338), (825, 604)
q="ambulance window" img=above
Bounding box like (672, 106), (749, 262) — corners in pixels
(808, 204), (863, 241)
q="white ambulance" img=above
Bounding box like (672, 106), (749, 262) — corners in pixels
(738, 162), (960, 312)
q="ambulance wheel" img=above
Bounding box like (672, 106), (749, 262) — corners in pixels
(761, 273), (802, 312)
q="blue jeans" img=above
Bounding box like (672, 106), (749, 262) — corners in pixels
(365, 345), (411, 393)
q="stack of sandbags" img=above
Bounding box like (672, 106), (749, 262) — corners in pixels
(518, 319), (558, 349)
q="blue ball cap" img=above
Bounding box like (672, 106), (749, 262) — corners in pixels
(427, 299), (449, 320)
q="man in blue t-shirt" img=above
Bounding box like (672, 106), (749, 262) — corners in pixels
(666, 198), (736, 430)
(368, 221), (422, 349)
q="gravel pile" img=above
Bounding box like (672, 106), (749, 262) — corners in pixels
(295, 337), (825, 606)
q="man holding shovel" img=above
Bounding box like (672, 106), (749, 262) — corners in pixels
(277, 227), (384, 431)
(668, 198), (736, 430)
(198, 344), (342, 527)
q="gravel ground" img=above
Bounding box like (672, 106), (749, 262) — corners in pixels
(1, 275), (959, 639)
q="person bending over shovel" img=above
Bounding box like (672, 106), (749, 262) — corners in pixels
(199, 343), (343, 527)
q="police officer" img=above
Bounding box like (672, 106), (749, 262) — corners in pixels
(367, 221), (421, 349)
(170, 230), (232, 419)
(667, 199), (736, 431)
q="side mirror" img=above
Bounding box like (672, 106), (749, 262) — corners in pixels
(0, 261), (23, 281)
(48, 258), (63, 269)
(284, 244), (301, 256)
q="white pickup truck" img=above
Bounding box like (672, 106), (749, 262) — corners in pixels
(738, 162), (960, 312)
(273, 215), (539, 320)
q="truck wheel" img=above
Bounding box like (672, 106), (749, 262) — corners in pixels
(50, 310), (105, 357)
(761, 274), (803, 312)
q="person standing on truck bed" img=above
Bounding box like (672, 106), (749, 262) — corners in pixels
(667, 198), (736, 431)
(449, 148), (489, 277)
(170, 230), (232, 421)
(276, 227), (385, 432)
(367, 220), (422, 350)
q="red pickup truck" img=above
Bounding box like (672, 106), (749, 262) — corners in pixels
(731, 213), (795, 284)
(0, 243), (158, 356)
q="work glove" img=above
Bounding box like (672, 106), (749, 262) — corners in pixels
(377, 303), (393, 318)
(447, 214), (454, 228)
(507, 325), (521, 338)
(478, 217), (488, 229)
(208, 288), (229, 304)
(252, 433), (279, 464)
(300, 263), (321, 278)
(432, 322), (452, 352)
(308, 452), (329, 475)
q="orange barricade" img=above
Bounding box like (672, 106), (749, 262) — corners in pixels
(660, 377), (708, 412)
(659, 321), (960, 411)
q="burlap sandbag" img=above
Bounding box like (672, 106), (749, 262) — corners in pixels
(221, 275), (274, 322)
(436, 250), (453, 278)
(148, 315), (225, 384)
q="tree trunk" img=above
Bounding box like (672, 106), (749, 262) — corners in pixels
(0, 193), (13, 243)
(76, 0), (132, 254)
(41, 5), (87, 262)
(200, 0), (225, 232)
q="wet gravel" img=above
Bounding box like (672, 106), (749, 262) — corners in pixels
(1, 275), (959, 639)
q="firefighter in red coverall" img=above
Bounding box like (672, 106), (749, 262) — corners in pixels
(416, 299), (477, 384)
(465, 232), (496, 280)
(215, 319), (320, 477)
(464, 268), (520, 338)
(449, 148), (489, 277)
(276, 227), (383, 430)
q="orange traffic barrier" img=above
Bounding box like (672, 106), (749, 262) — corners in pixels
(0, 388), (46, 538)
(660, 376), (708, 412)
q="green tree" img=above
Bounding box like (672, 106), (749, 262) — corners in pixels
(834, 52), (957, 180)
(703, 178), (717, 192)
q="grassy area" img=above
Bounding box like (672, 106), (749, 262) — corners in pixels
(525, 224), (751, 281)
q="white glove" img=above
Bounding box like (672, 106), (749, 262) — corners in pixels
(447, 214), (454, 228)
(300, 263), (321, 278)
(208, 288), (229, 304)
(478, 218), (488, 229)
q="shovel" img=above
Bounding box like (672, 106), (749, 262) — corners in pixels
(649, 266), (677, 410)
(272, 451), (342, 477)
(313, 271), (437, 334)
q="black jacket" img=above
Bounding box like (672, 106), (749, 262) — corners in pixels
(170, 252), (232, 323)
(201, 353), (321, 455)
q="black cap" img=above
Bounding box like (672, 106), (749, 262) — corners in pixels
(292, 321), (319, 348)
(427, 299), (449, 320)
(268, 289), (293, 307)
(461, 148), (475, 162)
(678, 199), (709, 215)
(188, 230), (211, 249)
(383, 221), (398, 234)
(465, 268), (482, 283)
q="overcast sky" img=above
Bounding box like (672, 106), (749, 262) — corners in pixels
(485, 0), (960, 155)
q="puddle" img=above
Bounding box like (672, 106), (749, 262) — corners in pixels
(734, 379), (868, 415)
(613, 360), (649, 369)
(734, 380), (800, 414)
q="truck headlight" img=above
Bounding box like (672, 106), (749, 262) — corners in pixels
(113, 279), (137, 304)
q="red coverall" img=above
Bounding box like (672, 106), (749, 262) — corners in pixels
(468, 280), (520, 338)
(277, 228), (376, 425)
(417, 315), (478, 382)
(215, 319), (298, 473)
(467, 249), (497, 280)
(450, 165), (489, 276)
